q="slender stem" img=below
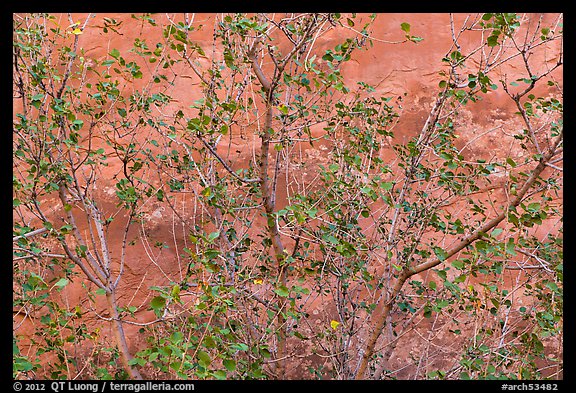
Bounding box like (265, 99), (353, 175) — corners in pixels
(12, 227), (48, 241)
(197, 133), (261, 183)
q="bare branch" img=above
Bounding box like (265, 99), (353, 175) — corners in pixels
(197, 133), (261, 184)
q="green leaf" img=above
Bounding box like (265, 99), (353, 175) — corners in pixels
(231, 343), (249, 352)
(436, 300), (450, 309)
(109, 48), (120, 59)
(491, 228), (503, 237)
(325, 234), (339, 245)
(54, 278), (69, 288)
(200, 186), (212, 197)
(149, 352), (159, 362)
(14, 358), (34, 372)
(171, 284), (181, 297)
(433, 247), (448, 262)
(360, 186), (372, 195)
(505, 238), (516, 256)
(155, 189), (164, 201)
(306, 208), (318, 218)
(171, 331), (184, 343)
(545, 282), (559, 292)
(223, 359), (236, 372)
(487, 35), (499, 47)
(150, 296), (166, 310)
(380, 182), (393, 191)
(197, 350), (211, 367)
(436, 270), (447, 281)
(451, 260), (464, 270)
(400, 22), (411, 34)
(127, 358), (140, 366)
(274, 285), (290, 298)
(207, 231), (220, 242)
(95, 288), (107, 296)
(72, 119), (84, 130)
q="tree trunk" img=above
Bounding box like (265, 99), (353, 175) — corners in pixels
(354, 131), (562, 379)
(106, 290), (143, 380)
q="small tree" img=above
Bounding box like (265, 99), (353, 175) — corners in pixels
(14, 12), (562, 380)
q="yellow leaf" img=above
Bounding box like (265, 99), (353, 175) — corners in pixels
(277, 104), (289, 115)
(330, 320), (340, 330)
(253, 278), (263, 285)
(72, 28), (83, 35)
